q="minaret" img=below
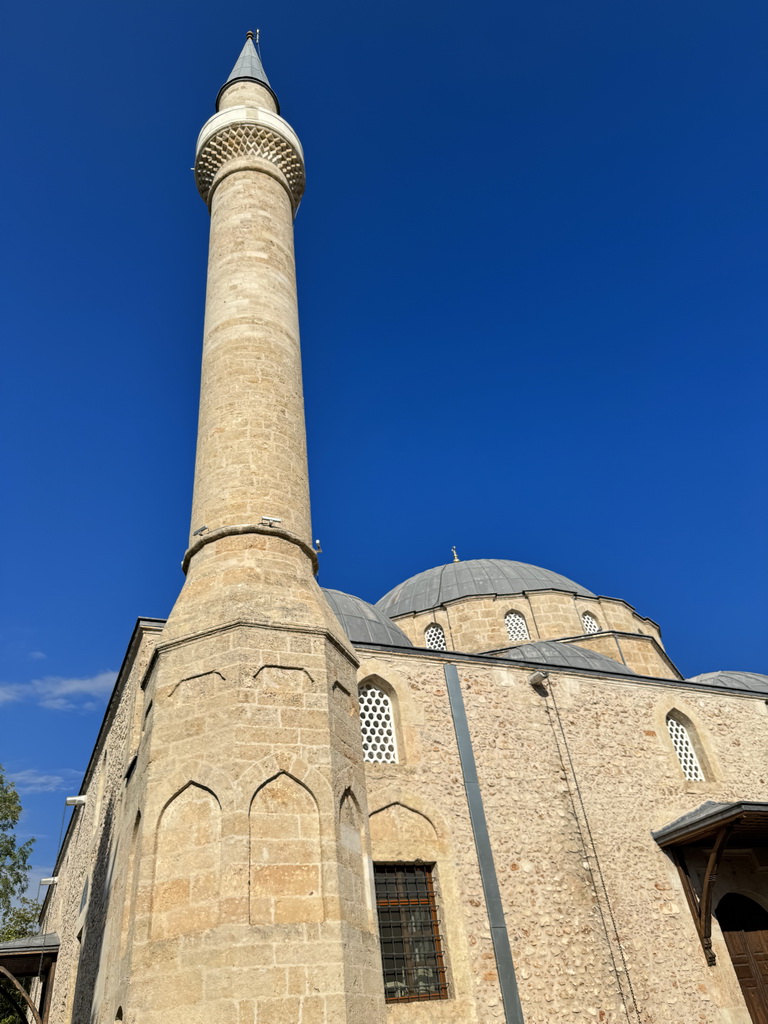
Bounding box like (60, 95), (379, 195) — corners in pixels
(120, 36), (387, 1024)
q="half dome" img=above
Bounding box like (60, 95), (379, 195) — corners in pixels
(323, 588), (413, 647)
(687, 671), (768, 695)
(376, 558), (595, 619)
(493, 640), (634, 675)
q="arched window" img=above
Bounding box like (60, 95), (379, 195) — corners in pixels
(504, 610), (529, 642)
(666, 713), (705, 781)
(424, 624), (446, 651)
(358, 683), (398, 763)
(581, 612), (600, 634)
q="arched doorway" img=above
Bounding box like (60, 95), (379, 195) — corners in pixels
(716, 893), (768, 1024)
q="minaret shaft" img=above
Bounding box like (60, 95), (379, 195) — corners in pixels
(190, 167), (311, 546)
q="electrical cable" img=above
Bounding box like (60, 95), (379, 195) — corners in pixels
(545, 683), (642, 1024)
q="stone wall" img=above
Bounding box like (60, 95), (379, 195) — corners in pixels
(357, 648), (765, 1024)
(39, 621), (162, 1024)
(39, 616), (765, 1024)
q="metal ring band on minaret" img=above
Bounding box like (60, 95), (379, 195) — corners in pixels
(194, 106), (305, 211)
(182, 523), (319, 576)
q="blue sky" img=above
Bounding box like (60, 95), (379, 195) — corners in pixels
(1, 0), (766, 889)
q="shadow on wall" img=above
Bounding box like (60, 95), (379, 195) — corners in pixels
(70, 801), (115, 1024)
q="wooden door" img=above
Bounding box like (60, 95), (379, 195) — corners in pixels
(716, 893), (768, 1024)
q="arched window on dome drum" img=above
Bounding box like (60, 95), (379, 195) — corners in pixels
(504, 611), (529, 642)
(358, 684), (398, 763)
(581, 612), (600, 634)
(666, 713), (705, 781)
(424, 624), (446, 651)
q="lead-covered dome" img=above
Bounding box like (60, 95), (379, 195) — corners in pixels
(323, 588), (413, 647)
(687, 671), (768, 694)
(376, 558), (594, 618)
(493, 640), (635, 675)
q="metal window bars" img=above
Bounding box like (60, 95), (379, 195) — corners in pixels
(374, 864), (449, 1002)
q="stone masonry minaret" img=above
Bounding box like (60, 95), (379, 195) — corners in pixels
(117, 36), (388, 1024)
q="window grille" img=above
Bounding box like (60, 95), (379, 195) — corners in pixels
(374, 864), (448, 1002)
(582, 612), (600, 634)
(424, 624), (446, 651)
(666, 715), (705, 781)
(504, 611), (529, 642)
(358, 684), (398, 764)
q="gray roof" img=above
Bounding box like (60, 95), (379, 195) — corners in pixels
(217, 34), (278, 111)
(376, 558), (595, 618)
(323, 589), (413, 648)
(687, 670), (768, 694)
(0, 933), (59, 954)
(492, 640), (635, 675)
(652, 801), (768, 847)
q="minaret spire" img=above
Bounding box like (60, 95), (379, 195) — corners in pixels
(216, 29), (279, 111)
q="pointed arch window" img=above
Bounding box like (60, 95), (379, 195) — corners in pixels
(504, 611), (529, 642)
(424, 624), (446, 651)
(358, 683), (398, 764)
(581, 612), (600, 634)
(666, 713), (705, 781)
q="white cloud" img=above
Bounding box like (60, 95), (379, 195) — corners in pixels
(10, 768), (80, 795)
(28, 651), (47, 661)
(0, 671), (117, 712)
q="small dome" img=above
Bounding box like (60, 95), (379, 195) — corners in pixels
(687, 671), (768, 694)
(494, 640), (635, 675)
(376, 558), (594, 618)
(323, 588), (413, 647)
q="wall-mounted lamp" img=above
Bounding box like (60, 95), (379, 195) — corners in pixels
(65, 796), (87, 806)
(528, 670), (550, 687)
(40, 877), (59, 886)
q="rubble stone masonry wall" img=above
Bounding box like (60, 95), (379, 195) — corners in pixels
(358, 648), (766, 1024)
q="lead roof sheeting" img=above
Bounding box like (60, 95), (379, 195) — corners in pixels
(493, 640), (635, 675)
(376, 559), (595, 619)
(687, 670), (768, 694)
(322, 588), (413, 647)
(652, 801), (768, 848)
(224, 37), (272, 89)
(0, 933), (59, 954)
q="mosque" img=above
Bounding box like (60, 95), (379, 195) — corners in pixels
(2, 34), (767, 1024)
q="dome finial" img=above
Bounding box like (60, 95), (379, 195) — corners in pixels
(451, 546), (460, 563)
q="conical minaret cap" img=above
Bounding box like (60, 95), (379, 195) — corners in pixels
(216, 31), (280, 112)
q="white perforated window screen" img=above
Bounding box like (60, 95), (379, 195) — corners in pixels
(505, 611), (530, 642)
(424, 624), (446, 651)
(358, 685), (398, 763)
(666, 716), (705, 781)
(582, 612), (600, 634)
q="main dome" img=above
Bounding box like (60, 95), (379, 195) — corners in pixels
(376, 558), (595, 618)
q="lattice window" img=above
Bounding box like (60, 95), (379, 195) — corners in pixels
(424, 624), (446, 651)
(374, 864), (448, 1002)
(358, 684), (398, 764)
(666, 715), (705, 781)
(582, 612), (600, 634)
(505, 611), (530, 642)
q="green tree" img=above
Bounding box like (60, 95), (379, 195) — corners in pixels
(0, 767), (41, 1024)
(0, 766), (38, 942)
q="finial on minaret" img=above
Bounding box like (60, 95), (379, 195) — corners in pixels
(452, 546), (460, 563)
(246, 30), (254, 41)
